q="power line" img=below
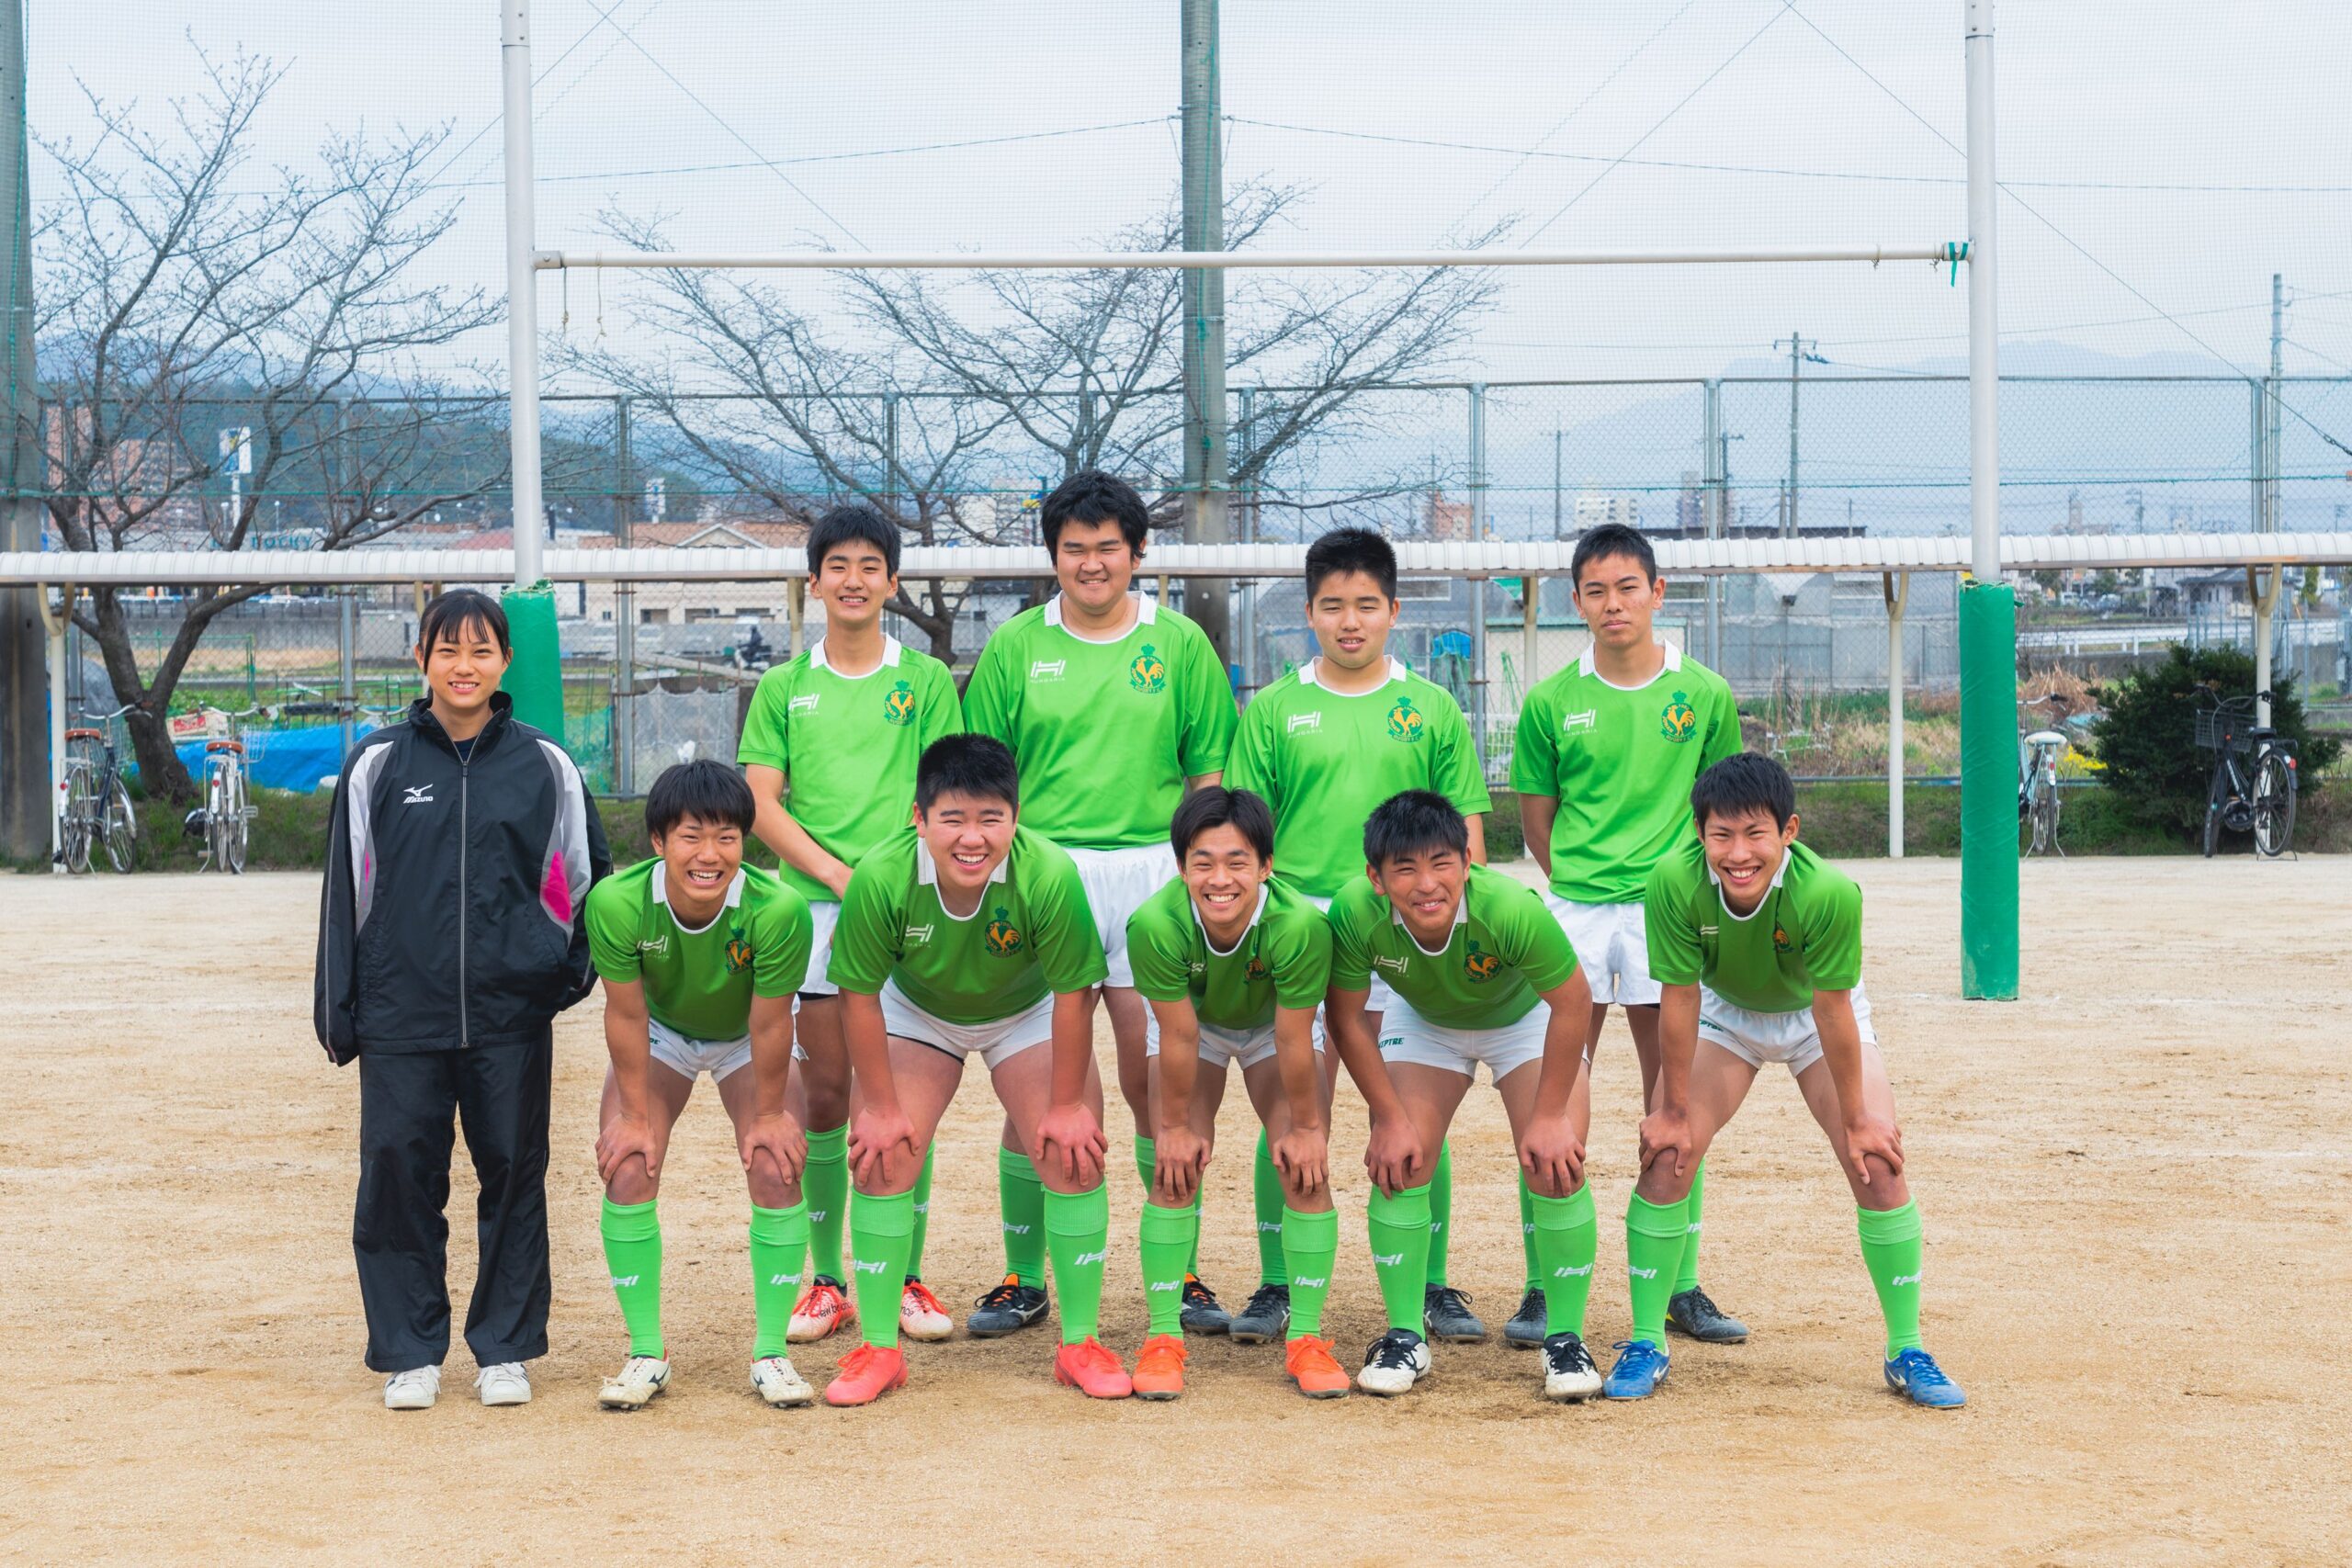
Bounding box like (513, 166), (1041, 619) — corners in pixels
(424, 0), (662, 189)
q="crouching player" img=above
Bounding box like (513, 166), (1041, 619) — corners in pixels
(1125, 787), (1348, 1401)
(584, 761), (817, 1410)
(823, 735), (1125, 1405)
(1326, 792), (1601, 1401)
(1616, 754), (1964, 1407)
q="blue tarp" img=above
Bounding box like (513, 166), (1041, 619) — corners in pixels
(171, 725), (375, 794)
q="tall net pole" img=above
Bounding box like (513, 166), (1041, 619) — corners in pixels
(1180, 0), (1232, 657)
(502, 0), (545, 590)
(0, 0), (46, 861)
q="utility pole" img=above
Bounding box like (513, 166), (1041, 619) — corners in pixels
(1179, 0), (1232, 658)
(1, 1), (47, 861)
(1775, 330), (1816, 538)
(2256, 272), (2283, 726)
(501, 0), (545, 588)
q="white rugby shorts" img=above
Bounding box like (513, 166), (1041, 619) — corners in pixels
(647, 1016), (753, 1083)
(879, 978), (1057, 1072)
(1543, 893), (1659, 1007)
(1067, 842), (1178, 989)
(1143, 1008), (1318, 1070)
(1375, 993), (1549, 1082)
(1696, 982), (1877, 1078)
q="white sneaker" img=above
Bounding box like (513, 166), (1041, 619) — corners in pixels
(750, 1355), (816, 1407)
(1542, 1331), (1603, 1403)
(899, 1279), (954, 1343)
(1357, 1329), (1432, 1396)
(596, 1354), (670, 1410)
(476, 1361), (533, 1406)
(383, 1365), (440, 1410)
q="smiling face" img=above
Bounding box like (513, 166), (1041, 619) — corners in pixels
(1368, 843), (1469, 951)
(1573, 551), (1665, 653)
(1052, 517), (1138, 617)
(1699, 805), (1799, 915)
(414, 613), (511, 726)
(1181, 821), (1272, 942)
(813, 537), (898, 632)
(651, 813), (745, 920)
(1306, 568), (1398, 675)
(915, 788), (1017, 904)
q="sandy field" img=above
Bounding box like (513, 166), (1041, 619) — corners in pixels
(3, 857), (2347, 1566)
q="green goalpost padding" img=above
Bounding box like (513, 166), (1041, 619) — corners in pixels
(501, 582), (566, 739)
(1957, 579), (2018, 1000)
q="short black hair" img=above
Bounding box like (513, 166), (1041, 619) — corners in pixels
(1571, 523), (1658, 590)
(646, 760), (756, 839)
(1690, 751), (1792, 829)
(417, 588), (510, 657)
(807, 500), (901, 578)
(1363, 789), (1470, 870)
(1305, 526), (1397, 602)
(1041, 468), (1149, 556)
(1170, 785), (1274, 864)
(915, 732), (1021, 814)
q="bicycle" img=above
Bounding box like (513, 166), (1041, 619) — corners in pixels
(181, 706), (262, 874)
(2193, 688), (2297, 859)
(2018, 724), (2067, 858)
(59, 705), (140, 874)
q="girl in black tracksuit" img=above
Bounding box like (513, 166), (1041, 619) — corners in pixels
(314, 590), (610, 1397)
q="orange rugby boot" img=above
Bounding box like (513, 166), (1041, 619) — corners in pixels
(1284, 1335), (1351, 1400)
(1131, 1334), (1188, 1401)
(1051, 1337), (1134, 1400)
(823, 1344), (907, 1407)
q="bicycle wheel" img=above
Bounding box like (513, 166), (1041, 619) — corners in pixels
(62, 764), (96, 874)
(205, 767), (229, 872)
(2202, 760), (2228, 858)
(223, 765), (249, 874)
(2252, 750), (2297, 859)
(102, 773), (138, 874)
(2033, 776), (2062, 856)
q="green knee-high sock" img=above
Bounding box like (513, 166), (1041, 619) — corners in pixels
(600, 1196), (664, 1357)
(1282, 1206), (1338, 1339)
(1625, 1192), (1690, 1348)
(802, 1124), (848, 1282)
(1675, 1159), (1707, 1293)
(906, 1145), (936, 1280)
(1367, 1183), (1433, 1335)
(998, 1145), (1047, 1288)
(1136, 1134), (1208, 1275)
(749, 1201), (810, 1359)
(1519, 1172), (1541, 1294)
(1254, 1130), (1288, 1287)
(1530, 1186), (1599, 1337)
(1139, 1201), (1198, 1337)
(1425, 1140), (1453, 1288)
(1857, 1200), (1926, 1359)
(1044, 1182), (1111, 1346)
(849, 1189), (916, 1350)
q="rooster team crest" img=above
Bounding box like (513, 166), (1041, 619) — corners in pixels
(1659, 691), (1698, 743)
(882, 680), (916, 727)
(984, 908), (1024, 956)
(1386, 694), (1426, 743)
(1128, 644), (1168, 694)
(726, 931), (755, 974)
(1463, 939), (1501, 983)
(1245, 955), (1269, 984)
(1771, 922), (1793, 954)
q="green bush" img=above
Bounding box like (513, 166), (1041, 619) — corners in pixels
(2089, 645), (2340, 839)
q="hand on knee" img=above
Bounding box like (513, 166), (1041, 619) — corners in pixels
(606, 1156), (658, 1206)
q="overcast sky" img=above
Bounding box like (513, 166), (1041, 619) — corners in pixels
(28, 1), (2352, 394)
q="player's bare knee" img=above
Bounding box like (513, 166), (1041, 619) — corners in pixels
(607, 1156), (659, 1205)
(746, 1156), (797, 1210)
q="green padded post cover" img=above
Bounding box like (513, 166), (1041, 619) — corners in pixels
(1957, 578), (2018, 999)
(500, 582), (566, 740)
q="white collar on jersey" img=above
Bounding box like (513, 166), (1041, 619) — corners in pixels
(808, 635), (902, 676)
(1297, 655), (1409, 692)
(914, 838), (1011, 915)
(651, 862), (747, 934)
(1705, 845), (1792, 922)
(1045, 591), (1158, 643)
(1576, 639), (1682, 691)
(1192, 885), (1269, 958)
(1391, 883), (1470, 955)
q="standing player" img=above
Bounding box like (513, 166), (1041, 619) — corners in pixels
(1124, 787), (1349, 1400)
(1326, 791), (1602, 1402)
(1510, 522), (1746, 1352)
(585, 761), (817, 1410)
(1612, 754), (1963, 1407)
(962, 469), (1238, 1335)
(741, 502), (963, 1349)
(1224, 526), (1491, 1347)
(822, 734), (1125, 1406)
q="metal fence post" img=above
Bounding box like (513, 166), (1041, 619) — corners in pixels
(1885, 571), (1909, 858)
(1703, 378), (1724, 670)
(338, 587), (357, 763)
(1470, 576), (1489, 777)
(613, 393), (637, 795)
(1467, 382), (1487, 538)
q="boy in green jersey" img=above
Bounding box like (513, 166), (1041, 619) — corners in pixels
(821, 734), (1128, 1405)
(1326, 791), (1601, 1403)
(741, 503), (964, 1350)
(583, 762), (818, 1411)
(1225, 527), (1492, 1346)
(1612, 754), (1963, 1408)
(1510, 523), (1747, 1351)
(1124, 787), (1349, 1401)
(962, 469), (1238, 1334)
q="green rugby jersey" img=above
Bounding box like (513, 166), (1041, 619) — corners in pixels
(585, 860), (813, 1042)
(1645, 838), (1863, 1014)
(960, 594), (1236, 851)
(1328, 863), (1579, 1031)
(738, 636), (963, 903)
(826, 824), (1109, 1023)
(1225, 658), (1492, 898)
(1125, 874), (1333, 1032)
(1510, 642), (1740, 904)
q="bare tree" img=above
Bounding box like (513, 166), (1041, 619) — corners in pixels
(30, 49), (502, 800)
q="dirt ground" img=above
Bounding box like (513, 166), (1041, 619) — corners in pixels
(3, 858), (2347, 1566)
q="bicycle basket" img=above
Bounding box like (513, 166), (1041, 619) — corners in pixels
(2193, 710), (2255, 753)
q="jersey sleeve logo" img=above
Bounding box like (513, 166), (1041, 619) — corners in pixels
(883, 680), (916, 726)
(1128, 644), (1168, 694)
(1660, 692), (1698, 743)
(1385, 695), (1425, 743)
(1462, 938), (1500, 982)
(726, 931), (755, 974)
(984, 908), (1025, 955)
